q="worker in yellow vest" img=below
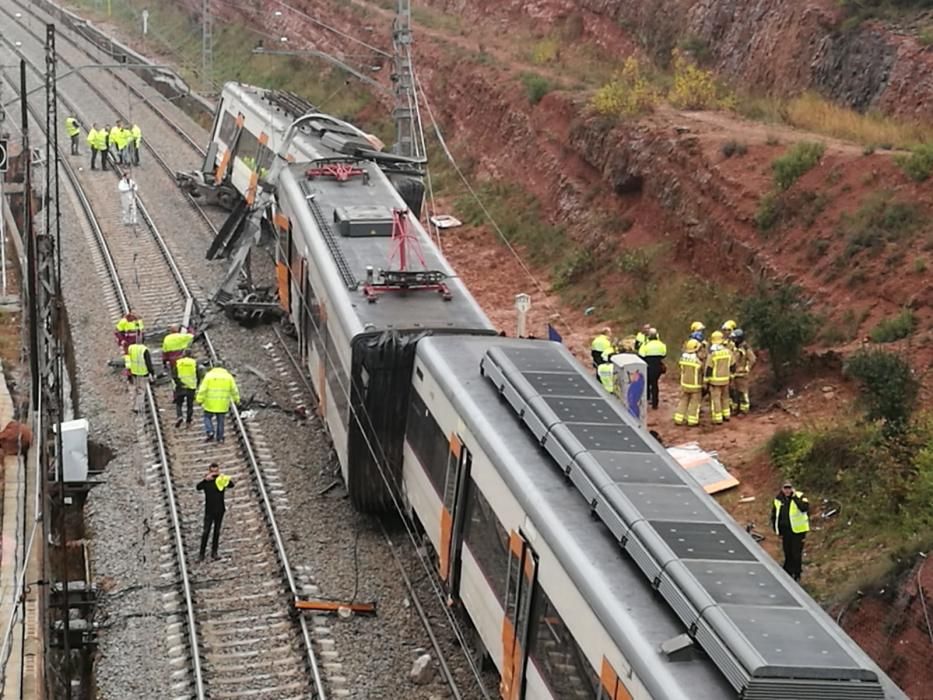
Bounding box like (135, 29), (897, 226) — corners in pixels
(639, 328), (667, 410)
(172, 349), (200, 428)
(673, 339), (702, 427)
(195, 365), (240, 443)
(109, 121), (126, 165)
(65, 115), (81, 155)
(130, 123), (142, 165)
(115, 310), (144, 353)
(597, 359), (616, 395)
(87, 123), (107, 170)
(590, 327), (615, 369)
(124, 340), (154, 414)
(770, 482), (810, 581)
(704, 331), (733, 425)
(162, 324), (195, 370)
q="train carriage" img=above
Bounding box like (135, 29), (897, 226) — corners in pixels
(405, 335), (905, 700)
(203, 83), (495, 510)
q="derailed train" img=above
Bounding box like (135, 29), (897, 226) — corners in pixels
(189, 82), (906, 700)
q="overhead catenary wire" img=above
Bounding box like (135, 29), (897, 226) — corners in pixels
(411, 68), (577, 339)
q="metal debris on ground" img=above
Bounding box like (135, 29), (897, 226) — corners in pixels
(667, 441), (740, 494)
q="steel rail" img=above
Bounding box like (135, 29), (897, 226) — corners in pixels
(0, 63), (208, 698)
(1, 19), (327, 696)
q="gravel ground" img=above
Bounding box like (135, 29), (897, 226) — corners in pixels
(7, 0), (499, 696)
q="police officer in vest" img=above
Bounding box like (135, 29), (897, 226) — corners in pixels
(65, 115), (81, 155)
(195, 364), (240, 443)
(638, 328), (667, 410)
(172, 349), (200, 428)
(196, 462), (235, 561)
(591, 327), (615, 369)
(770, 482), (810, 581)
(124, 338), (154, 414)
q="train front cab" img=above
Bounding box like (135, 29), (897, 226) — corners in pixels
(404, 345), (643, 700)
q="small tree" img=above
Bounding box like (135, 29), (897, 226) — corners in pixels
(844, 349), (918, 432)
(740, 281), (816, 387)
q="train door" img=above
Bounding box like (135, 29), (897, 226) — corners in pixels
(501, 532), (538, 700)
(440, 436), (472, 602)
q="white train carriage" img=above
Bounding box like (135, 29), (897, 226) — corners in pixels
(203, 83), (495, 511)
(405, 335), (905, 700)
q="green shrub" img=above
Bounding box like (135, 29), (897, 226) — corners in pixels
(840, 194), (921, 260)
(755, 193), (780, 231)
(740, 281), (816, 386)
(554, 248), (596, 289)
(895, 143), (933, 181)
(844, 349), (918, 429)
(521, 73), (552, 104)
(772, 142), (825, 190)
(668, 49), (731, 109)
(591, 57), (659, 117)
(869, 308), (916, 343)
(914, 257), (928, 273)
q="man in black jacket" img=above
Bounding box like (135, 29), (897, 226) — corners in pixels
(196, 462), (235, 561)
(770, 481), (810, 581)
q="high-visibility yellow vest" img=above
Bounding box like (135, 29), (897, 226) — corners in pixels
(116, 316), (144, 333)
(591, 334), (615, 361)
(127, 343), (149, 377)
(635, 331), (646, 349)
(707, 346), (732, 386)
(86, 128), (98, 146)
(196, 368), (239, 413)
(175, 357), (198, 389)
(773, 492), (810, 534)
(597, 362), (615, 393)
(678, 353), (702, 390)
(639, 339), (667, 358)
(130, 124), (142, 146)
(215, 473), (231, 491)
(162, 332), (194, 353)
(65, 117), (80, 137)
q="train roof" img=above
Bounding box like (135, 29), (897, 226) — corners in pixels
(223, 83), (493, 336)
(416, 335), (906, 700)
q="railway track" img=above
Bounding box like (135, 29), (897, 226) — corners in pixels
(0, 29), (327, 700)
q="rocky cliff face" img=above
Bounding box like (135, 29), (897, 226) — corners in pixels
(425, 0), (933, 122)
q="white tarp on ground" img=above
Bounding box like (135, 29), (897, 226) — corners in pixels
(667, 441), (739, 494)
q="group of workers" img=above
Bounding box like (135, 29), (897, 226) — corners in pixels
(64, 115), (143, 170)
(590, 319), (757, 428)
(116, 311), (240, 441)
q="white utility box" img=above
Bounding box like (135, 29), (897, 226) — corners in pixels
(611, 353), (647, 429)
(59, 419), (89, 482)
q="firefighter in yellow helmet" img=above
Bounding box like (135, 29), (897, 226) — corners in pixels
(673, 338), (703, 427)
(730, 329), (756, 414)
(704, 330), (733, 425)
(688, 321), (708, 363)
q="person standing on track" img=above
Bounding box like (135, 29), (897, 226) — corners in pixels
(195, 364), (240, 443)
(115, 310), (144, 353)
(172, 349), (199, 428)
(130, 123), (142, 166)
(124, 338), (154, 414)
(161, 323), (194, 371)
(196, 462), (235, 561)
(65, 115), (81, 155)
(118, 172), (138, 226)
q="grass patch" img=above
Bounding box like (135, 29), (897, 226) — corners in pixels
(869, 309), (916, 343)
(895, 143), (933, 181)
(520, 73), (552, 104)
(772, 142), (825, 190)
(668, 49), (733, 110)
(530, 37), (560, 65)
(756, 190), (827, 233)
(839, 193), (922, 260)
(590, 57), (659, 118)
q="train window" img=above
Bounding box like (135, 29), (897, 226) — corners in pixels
(529, 583), (600, 700)
(217, 110), (237, 146)
(405, 389), (448, 497)
(238, 127), (261, 169)
(326, 325), (350, 424)
(462, 482), (510, 604)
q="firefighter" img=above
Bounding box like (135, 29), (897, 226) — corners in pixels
(65, 115), (81, 155)
(673, 339), (702, 427)
(705, 330), (733, 425)
(689, 321), (708, 362)
(591, 327), (615, 369)
(730, 329), (756, 414)
(638, 328), (667, 410)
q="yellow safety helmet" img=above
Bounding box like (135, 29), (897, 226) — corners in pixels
(722, 320), (737, 332)
(710, 330), (725, 343)
(684, 339), (701, 352)
(690, 321), (705, 332)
